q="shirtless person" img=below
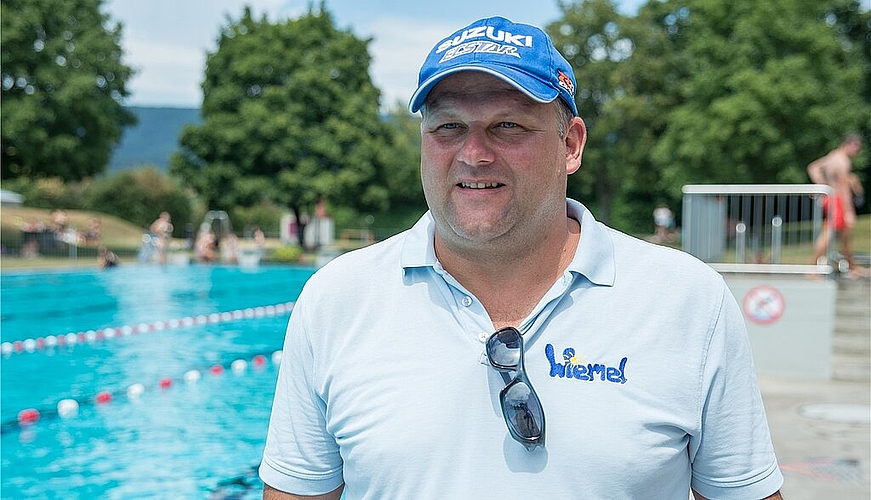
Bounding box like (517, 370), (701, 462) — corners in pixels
(149, 211), (174, 265)
(808, 133), (866, 275)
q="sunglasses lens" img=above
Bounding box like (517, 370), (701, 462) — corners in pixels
(487, 327), (545, 449)
(487, 328), (522, 368)
(501, 379), (543, 440)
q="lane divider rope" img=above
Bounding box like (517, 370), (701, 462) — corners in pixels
(2, 350), (284, 434)
(1, 301), (295, 357)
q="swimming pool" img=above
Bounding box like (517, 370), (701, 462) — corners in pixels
(1, 264), (316, 499)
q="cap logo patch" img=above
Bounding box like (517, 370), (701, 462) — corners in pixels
(557, 69), (575, 96)
(436, 26), (533, 54)
(439, 41), (521, 63)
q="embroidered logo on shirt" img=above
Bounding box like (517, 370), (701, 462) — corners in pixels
(545, 344), (628, 384)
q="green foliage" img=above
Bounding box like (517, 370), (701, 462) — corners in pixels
(83, 167), (194, 234)
(230, 201), (283, 235)
(644, 0), (869, 193)
(551, 0), (672, 230)
(2, 176), (89, 209)
(5, 167), (197, 235)
(382, 103), (426, 214)
(170, 5), (390, 247)
(550, 0), (869, 234)
(268, 245), (303, 263)
(0, 0), (136, 181)
(548, 0), (636, 222)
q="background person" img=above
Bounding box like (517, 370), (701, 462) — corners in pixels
(149, 211), (173, 264)
(653, 203), (676, 243)
(49, 209), (69, 236)
(97, 245), (119, 269)
(808, 133), (867, 276)
(260, 16), (783, 500)
(194, 222), (218, 263)
(81, 216), (103, 246)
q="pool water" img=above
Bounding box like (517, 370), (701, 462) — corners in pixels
(1, 264), (316, 499)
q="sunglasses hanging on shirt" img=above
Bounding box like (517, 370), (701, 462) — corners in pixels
(486, 326), (546, 451)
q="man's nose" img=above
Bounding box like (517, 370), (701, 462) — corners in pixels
(456, 126), (496, 167)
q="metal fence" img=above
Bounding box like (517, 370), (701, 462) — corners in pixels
(682, 184), (834, 275)
(4, 226), (112, 264)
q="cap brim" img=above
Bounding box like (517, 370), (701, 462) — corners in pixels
(407, 65), (560, 114)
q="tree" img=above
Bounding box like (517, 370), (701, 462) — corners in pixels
(1, 0), (136, 181)
(602, 2), (690, 232)
(551, 0), (674, 232)
(644, 0), (869, 194)
(171, 5), (388, 247)
(549, 0), (869, 233)
(550, 0), (634, 225)
(381, 103), (425, 215)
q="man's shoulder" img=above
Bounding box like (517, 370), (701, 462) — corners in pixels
(607, 227), (723, 283)
(292, 229), (426, 321)
(305, 230), (411, 285)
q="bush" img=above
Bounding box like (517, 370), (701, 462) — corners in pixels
(84, 167), (195, 235)
(5, 168), (201, 238)
(268, 245), (303, 263)
(3, 177), (88, 209)
(230, 201), (283, 236)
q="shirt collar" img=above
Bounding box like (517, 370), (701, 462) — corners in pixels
(399, 212), (439, 269)
(565, 199), (615, 286)
(400, 199), (616, 287)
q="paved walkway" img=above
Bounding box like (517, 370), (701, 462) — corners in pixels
(760, 376), (870, 498)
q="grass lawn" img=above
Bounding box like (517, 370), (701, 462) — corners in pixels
(1, 206), (148, 270)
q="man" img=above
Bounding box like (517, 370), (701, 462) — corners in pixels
(808, 134), (866, 275)
(260, 17), (783, 499)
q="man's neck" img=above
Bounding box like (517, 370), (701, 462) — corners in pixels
(435, 216), (581, 328)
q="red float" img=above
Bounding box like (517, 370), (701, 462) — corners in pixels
(17, 408), (40, 425)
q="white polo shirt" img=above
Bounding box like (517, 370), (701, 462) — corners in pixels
(260, 199), (783, 499)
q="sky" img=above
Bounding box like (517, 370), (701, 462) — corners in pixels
(102, 0), (644, 109)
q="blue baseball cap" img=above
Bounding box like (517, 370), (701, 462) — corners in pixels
(408, 16), (579, 116)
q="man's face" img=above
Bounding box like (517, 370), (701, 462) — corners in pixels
(419, 72), (575, 250)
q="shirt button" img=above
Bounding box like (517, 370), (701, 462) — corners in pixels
(478, 332), (490, 342)
(461, 296), (473, 307)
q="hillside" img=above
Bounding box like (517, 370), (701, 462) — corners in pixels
(109, 106), (200, 173)
(1, 206), (146, 248)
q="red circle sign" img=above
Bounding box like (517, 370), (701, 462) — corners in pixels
(743, 286), (785, 325)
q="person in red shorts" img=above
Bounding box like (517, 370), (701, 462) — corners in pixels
(821, 194), (846, 231)
(808, 133), (867, 276)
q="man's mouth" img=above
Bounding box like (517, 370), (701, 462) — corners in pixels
(458, 182), (503, 189)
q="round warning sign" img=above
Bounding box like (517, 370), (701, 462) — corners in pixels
(743, 285), (785, 325)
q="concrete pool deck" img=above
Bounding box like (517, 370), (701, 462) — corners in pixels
(760, 376), (869, 499)
(758, 274), (870, 499)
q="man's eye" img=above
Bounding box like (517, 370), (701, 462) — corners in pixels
(432, 122), (464, 132)
(498, 122), (519, 129)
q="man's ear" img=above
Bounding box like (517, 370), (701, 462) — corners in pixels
(566, 117), (586, 175)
